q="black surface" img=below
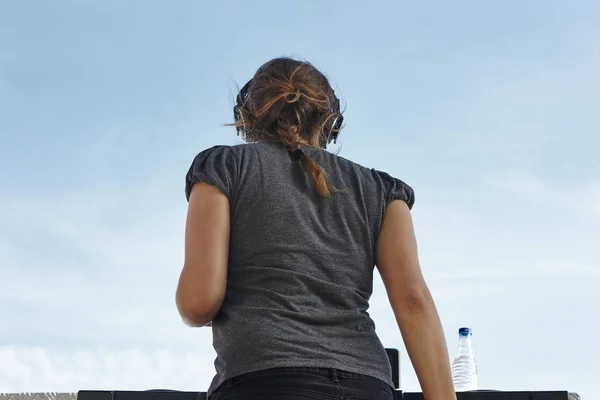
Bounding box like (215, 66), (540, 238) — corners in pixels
(403, 392), (525, 400)
(79, 390), (570, 400)
(403, 391), (569, 400)
(77, 391), (206, 400)
(385, 348), (400, 389)
(530, 392), (570, 400)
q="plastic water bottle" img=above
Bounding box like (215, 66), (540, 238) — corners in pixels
(451, 327), (478, 391)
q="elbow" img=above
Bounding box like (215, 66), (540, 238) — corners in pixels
(396, 286), (434, 316)
(178, 306), (213, 327)
(176, 293), (220, 327)
(175, 268), (225, 327)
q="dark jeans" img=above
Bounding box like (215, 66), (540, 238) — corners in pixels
(209, 367), (397, 400)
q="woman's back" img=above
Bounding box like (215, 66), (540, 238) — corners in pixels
(177, 57), (455, 400)
(185, 141), (414, 396)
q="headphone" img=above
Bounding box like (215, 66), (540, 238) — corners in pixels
(233, 78), (344, 148)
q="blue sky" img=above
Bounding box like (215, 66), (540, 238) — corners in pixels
(1, 0), (598, 398)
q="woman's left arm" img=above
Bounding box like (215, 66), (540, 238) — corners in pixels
(176, 182), (230, 327)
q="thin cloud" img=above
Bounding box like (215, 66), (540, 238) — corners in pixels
(0, 346), (216, 392)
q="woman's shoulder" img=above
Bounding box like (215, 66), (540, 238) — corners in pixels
(193, 142), (246, 156)
(371, 169), (415, 209)
(185, 143), (252, 201)
(322, 151), (415, 209)
(319, 150), (394, 181)
(189, 142), (267, 163)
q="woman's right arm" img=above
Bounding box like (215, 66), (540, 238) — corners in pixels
(376, 200), (456, 400)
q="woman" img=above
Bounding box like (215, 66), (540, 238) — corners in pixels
(176, 57), (456, 400)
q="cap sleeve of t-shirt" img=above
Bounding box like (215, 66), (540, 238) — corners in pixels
(185, 145), (238, 202)
(375, 170), (415, 210)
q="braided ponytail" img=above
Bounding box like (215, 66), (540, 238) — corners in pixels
(276, 121), (335, 198)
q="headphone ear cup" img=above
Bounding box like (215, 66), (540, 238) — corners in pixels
(327, 120), (339, 145)
(233, 106), (244, 136)
(328, 132), (339, 145)
(233, 80), (252, 136)
(327, 98), (343, 145)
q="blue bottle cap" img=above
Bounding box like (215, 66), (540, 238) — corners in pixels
(459, 327), (472, 336)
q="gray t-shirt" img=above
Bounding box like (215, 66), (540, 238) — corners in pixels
(185, 141), (415, 396)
